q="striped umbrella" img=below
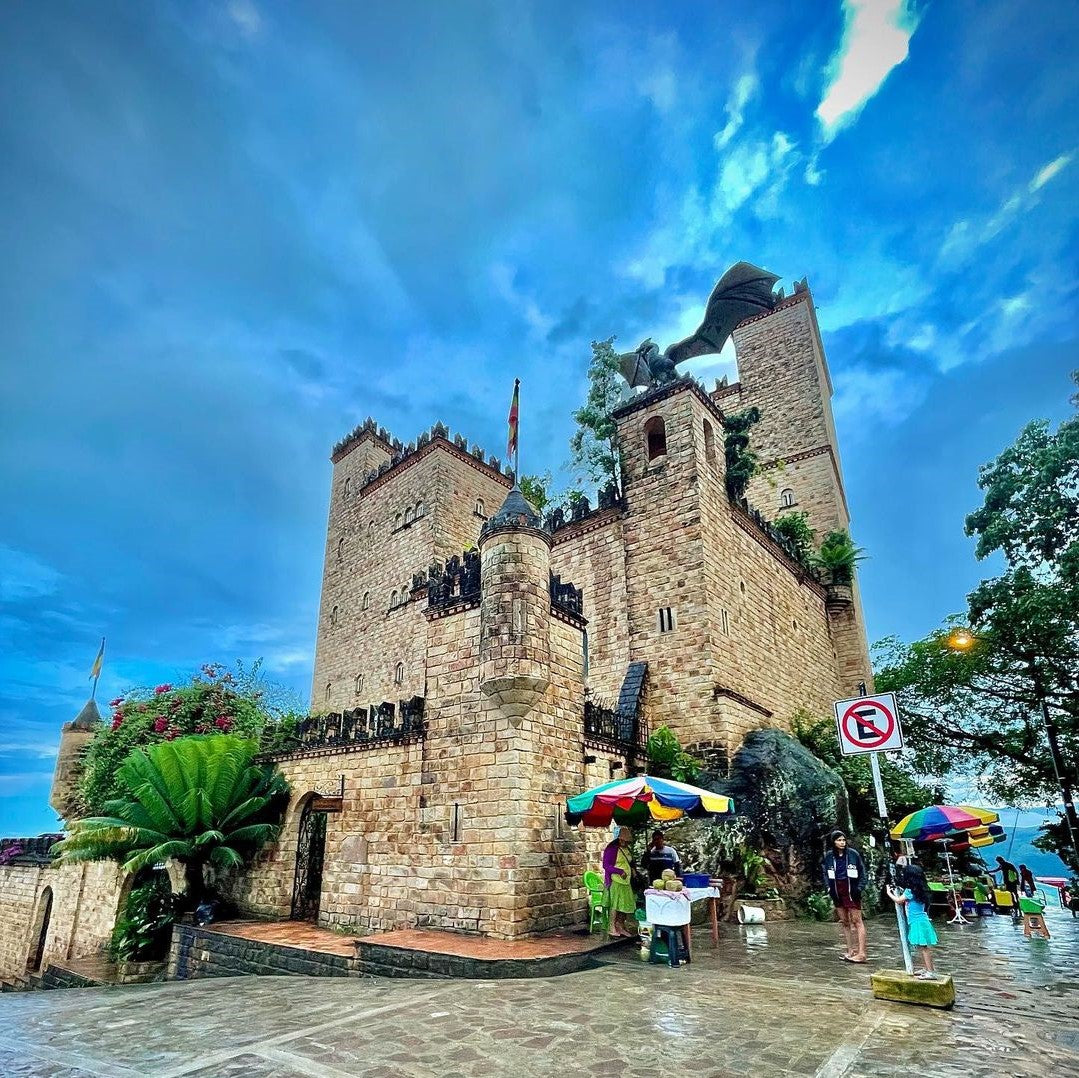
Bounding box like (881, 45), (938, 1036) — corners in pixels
(890, 804), (999, 842)
(565, 774), (733, 828)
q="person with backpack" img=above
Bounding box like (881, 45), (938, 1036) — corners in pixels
(822, 829), (868, 963)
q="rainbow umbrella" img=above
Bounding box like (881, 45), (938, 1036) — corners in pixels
(890, 804), (999, 842)
(565, 775), (733, 828)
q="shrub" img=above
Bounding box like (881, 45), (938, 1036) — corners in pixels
(773, 512), (816, 564)
(815, 530), (866, 586)
(645, 726), (701, 783)
(804, 889), (835, 921)
(109, 873), (178, 962)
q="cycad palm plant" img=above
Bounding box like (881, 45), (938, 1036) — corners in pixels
(55, 735), (289, 904)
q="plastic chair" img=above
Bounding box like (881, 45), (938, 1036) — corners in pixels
(583, 870), (608, 935)
(649, 925), (689, 967)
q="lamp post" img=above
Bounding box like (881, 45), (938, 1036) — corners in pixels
(944, 629), (1079, 870)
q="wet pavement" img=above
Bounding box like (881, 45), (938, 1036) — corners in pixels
(0, 909), (1076, 1077)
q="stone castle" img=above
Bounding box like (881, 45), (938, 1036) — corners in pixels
(0, 281), (872, 979)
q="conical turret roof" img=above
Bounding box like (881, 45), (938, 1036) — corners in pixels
(482, 486), (545, 536)
(69, 699), (102, 731)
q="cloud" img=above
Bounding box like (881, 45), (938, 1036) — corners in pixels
(713, 132), (796, 219)
(227, 0), (262, 38)
(816, 0), (922, 140)
(1030, 152), (1073, 193)
(715, 73), (759, 148)
(0, 547), (63, 603)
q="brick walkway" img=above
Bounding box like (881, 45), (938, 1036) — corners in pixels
(0, 910), (1075, 1076)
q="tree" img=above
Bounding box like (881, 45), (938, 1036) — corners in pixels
(519, 473), (551, 513)
(720, 407), (761, 501)
(876, 373), (1079, 869)
(570, 338), (626, 494)
(79, 661), (303, 815)
(56, 735), (290, 904)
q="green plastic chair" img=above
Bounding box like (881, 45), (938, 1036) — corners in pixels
(1019, 897), (1044, 915)
(583, 870), (608, 934)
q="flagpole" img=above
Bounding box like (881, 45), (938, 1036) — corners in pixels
(514, 378), (520, 483)
(90, 637), (105, 701)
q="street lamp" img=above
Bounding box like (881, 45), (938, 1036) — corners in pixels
(944, 628), (1079, 869)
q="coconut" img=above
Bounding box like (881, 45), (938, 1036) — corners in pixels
(665, 879), (683, 891)
(661, 869), (676, 881)
(652, 879), (665, 890)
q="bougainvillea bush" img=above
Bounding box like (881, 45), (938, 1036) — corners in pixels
(77, 661), (301, 815)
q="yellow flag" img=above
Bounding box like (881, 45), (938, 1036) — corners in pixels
(89, 637), (105, 681)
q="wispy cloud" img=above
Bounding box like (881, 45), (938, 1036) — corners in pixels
(1030, 152), (1072, 192)
(227, 0), (262, 38)
(0, 547), (63, 603)
(816, 0), (922, 140)
(715, 73), (758, 149)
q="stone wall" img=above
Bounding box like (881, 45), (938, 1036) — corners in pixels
(312, 436), (510, 712)
(0, 859), (125, 980)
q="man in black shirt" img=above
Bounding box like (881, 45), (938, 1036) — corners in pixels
(641, 830), (682, 881)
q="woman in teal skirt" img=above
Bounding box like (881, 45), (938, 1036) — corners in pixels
(888, 861), (940, 979)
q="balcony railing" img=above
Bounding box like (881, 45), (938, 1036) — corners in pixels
(263, 697), (426, 756)
(583, 699), (647, 755)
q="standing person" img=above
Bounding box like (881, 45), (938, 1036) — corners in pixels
(1018, 864), (1036, 898)
(989, 856), (1021, 906)
(602, 826), (638, 939)
(888, 861), (940, 980)
(641, 829), (682, 881)
(822, 830), (868, 963)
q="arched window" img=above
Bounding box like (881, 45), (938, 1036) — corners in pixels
(324, 682), (332, 702)
(415, 500), (424, 518)
(404, 506), (414, 525)
(330, 605), (338, 626)
(368, 520), (375, 539)
(344, 477), (351, 497)
(395, 512), (402, 529)
(644, 416), (667, 461)
(337, 537), (345, 561)
(401, 583), (410, 603)
(703, 418), (716, 464)
(780, 488), (796, 508)
(394, 662), (404, 685)
(362, 591), (370, 610)
(390, 590), (398, 608)
(354, 673), (364, 695)
(475, 498), (486, 517)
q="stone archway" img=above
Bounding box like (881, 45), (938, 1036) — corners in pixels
(27, 886), (53, 973)
(290, 795), (329, 921)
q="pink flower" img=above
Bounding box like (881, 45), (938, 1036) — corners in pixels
(108, 697), (124, 708)
(154, 683), (172, 695)
(214, 716), (233, 733)
(152, 717), (168, 734)
(165, 727), (180, 741)
(111, 716), (123, 731)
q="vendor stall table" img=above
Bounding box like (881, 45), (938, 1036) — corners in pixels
(644, 886), (722, 960)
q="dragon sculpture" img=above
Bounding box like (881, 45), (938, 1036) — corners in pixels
(617, 261), (783, 388)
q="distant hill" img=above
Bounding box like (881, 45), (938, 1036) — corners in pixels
(975, 807), (1070, 881)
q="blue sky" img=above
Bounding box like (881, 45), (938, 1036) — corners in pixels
(1, 1), (1076, 836)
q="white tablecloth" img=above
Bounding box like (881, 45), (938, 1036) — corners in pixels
(683, 886), (721, 903)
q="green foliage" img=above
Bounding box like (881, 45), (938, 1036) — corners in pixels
(815, 529), (866, 585)
(773, 512), (816, 563)
(109, 873), (178, 962)
(79, 661), (304, 816)
(740, 845), (768, 892)
(57, 735), (290, 905)
(721, 407), (761, 501)
(519, 473), (552, 513)
(791, 709), (941, 834)
(645, 725), (700, 783)
(570, 338), (627, 493)
(804, 889), (835, 921)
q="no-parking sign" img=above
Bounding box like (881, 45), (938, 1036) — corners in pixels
(833, 692), (903, 755)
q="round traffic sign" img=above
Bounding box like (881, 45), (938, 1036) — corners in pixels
(840, 699), (895, 750)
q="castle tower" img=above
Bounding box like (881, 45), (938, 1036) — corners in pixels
(478, 487), (551, 723)
(49, 699), (101, 822)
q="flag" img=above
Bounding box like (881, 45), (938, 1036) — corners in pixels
(89, 637), (105, 681)
(507, 378), (520, 460)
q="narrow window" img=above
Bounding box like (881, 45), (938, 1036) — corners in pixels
(721, 608), (730, 635)
(395, 512), (402, 529)
(644, 416), (667, 461)
(394, 662), (404, 685)
(582, 630), (590, 677)
(475, 498), (485, 518)
(404, 506), (414, 525)
(368, 520), (375, 539)
(354, 673), (364, 695)
(337, 537), (345, 561)
(400, 584), (409, 604)
(415, 500), (424, 518)
(344, 477), (352, 497)
(362, 591), (370, 610)
(390, 590), (398, 608)
(703, 419), (716, 464)
(658, 607), (674, 633)
(330, 605), (338, 627)
(780, 488), (795, 508)
(740, 580), (746, 595)
(325, 682), (332, 703)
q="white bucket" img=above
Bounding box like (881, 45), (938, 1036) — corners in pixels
(737, 904), (766, 924)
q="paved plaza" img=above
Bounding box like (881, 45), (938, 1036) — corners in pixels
(0, 911), (1076, 1077)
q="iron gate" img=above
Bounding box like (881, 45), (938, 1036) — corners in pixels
(290, 804), (328, 921)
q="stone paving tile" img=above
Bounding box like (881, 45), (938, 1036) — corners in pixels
(0, 911), (1074, 1077)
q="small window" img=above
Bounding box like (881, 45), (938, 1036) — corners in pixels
(780, 488), (796, 508)
(792, 618), (798, 631)
(658, 607), (675, 633)
(394, 662), (404, 685)
(354, 674), (364, 695)
(390, 590), (398, 608)
(337, 537), (345, 561)
(475, 498), (486, 518)
(644, 416), (667, 461)
(400, 585), (409, 604)
(395, 512), (402, 529)
(344, 477), (352, 497)
(582, 630), (590, 677)
(368, 520), (375, 539)
(324, 682), (332, 703)
(415, 500), (424, 518)
(740, 581), (746, 595)
(721, 609), (730, 635)
(703, 419), (716, 464)
(404, 506), (414, 525)
(362, 591), (370, 610)
(330, 605), (338, 627)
